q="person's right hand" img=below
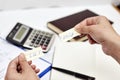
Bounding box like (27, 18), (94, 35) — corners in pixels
(74, 16), (120, 63)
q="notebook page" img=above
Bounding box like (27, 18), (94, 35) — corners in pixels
(51, 42), (96, 80)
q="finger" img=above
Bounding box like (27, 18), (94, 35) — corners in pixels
(31, 65), (40, 73)
(76, 24), (96, 35)
(28, 60), (32, 65)
(31, 65), (36, 70)
(6, 56), (19, 74)
(85, 16), (100, 25)
(35, 68), (40, 73)
(18, 53), (31, 72)
(74, 16), (99, 34)
(87, 35), (97, 44)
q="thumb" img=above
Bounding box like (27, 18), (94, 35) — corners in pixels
(18, 53), (30, 71)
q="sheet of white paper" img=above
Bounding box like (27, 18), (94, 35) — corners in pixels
(0, 38), (24, 80)
(51, 42), (120, 80)
(51, 42), (96, 80)
(59, 28), (80, 42)
(32, 58), (51, 78)
(0, 38), (51, 80)
(24, 47), (44, 61)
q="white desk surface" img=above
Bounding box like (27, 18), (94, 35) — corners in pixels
(0, 4), (120, 80)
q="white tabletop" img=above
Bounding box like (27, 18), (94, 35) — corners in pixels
(0, 4), (120, 80)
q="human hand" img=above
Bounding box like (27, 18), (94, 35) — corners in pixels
(5, 53), (40, 80)
(74, 16), (120, 58)
(75, 16), (118, 44)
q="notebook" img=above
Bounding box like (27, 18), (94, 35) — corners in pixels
(50, 42), (96, 80)
(47, 9), (113, 42)
(50, 42), (120, 80)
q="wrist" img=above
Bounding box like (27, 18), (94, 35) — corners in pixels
(102, 34), (120, 63)
(111, 35), (120, 64)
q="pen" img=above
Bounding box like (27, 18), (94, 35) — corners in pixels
(38, 65), (52, 78)
(52, 67), (95, 80)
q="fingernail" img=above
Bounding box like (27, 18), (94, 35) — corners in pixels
(19, 53), (25, 59)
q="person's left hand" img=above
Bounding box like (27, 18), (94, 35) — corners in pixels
(5, 53), (40, 80)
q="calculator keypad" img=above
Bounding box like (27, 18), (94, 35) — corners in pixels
(24, 29), (54, 52)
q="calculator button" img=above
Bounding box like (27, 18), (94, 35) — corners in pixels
(29, 43), (33, 46)
(31, 40), (35, 43)
(35, 41), (39, 44)
(34, 36), (37, 39)
(40, 42), (43, 46)
(47, 36), (51, 39)
(41, 45), (47, 50)
(42, 38), (46, 40)
(31, 39), (36, 43)
(34, 45), (37, 47)
(33, 38), (36, 41)
(29, 37), (32, 40)
(24, 29), (55, 52)
(44, 43), (48, 47)
(41, 40), (45, 43)
(38, 37), (41, 40)
(46, 40), (49, 43)
(41, 31), (45, 34)
(39, 35), (43, 38)
(36, 33), (39, 36)
(37, 39), (41, 42)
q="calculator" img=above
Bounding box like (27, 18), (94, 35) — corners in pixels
(6, 22), (55, 52)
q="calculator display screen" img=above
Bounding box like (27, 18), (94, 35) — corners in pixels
(13, 25), (29, 42)
(15, 27), (27, 40)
